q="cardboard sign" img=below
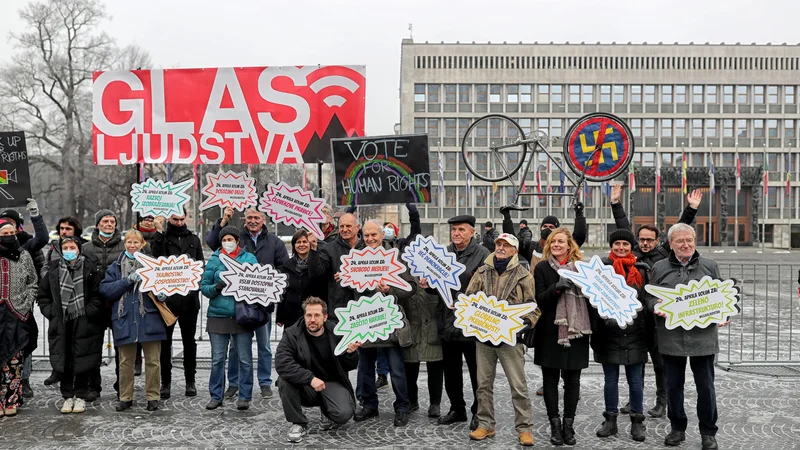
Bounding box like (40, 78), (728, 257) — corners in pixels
(134, 253), (203, 297)
(646, 276), (740, 330)
(131, 178), (194, 218)
(199, 170), (258, 211)
(454, 292), (537, 346)
(401, 235), (466, 307)
(0, 132), (32, 208)
(331, 134), (431, 206)
(557, 255), (643, 328)
(339, 246), (412, 293)
(219, 255), (288, 307)
(93, 66), (366, 165)
(333, 293), (405, 355)
(259, 181), (326, 239)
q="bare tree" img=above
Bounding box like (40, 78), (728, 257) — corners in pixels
(0, 0), (151, 224)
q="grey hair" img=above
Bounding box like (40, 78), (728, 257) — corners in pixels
(667, 223), (696, 241)
(364, 219), (384, 234)
(245, 207), (267, 219)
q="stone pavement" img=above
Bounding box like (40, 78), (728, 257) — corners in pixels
(3, 354), (800, 450)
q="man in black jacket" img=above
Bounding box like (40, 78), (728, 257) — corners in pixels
(152, 212), (204, 399)
(501, 203), (587, 267)
(276, 297), (361, 443)
(481, 221), (499, 251)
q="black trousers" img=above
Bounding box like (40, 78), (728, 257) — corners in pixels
(161, 308), (199, 385)
(278, 378), (355, 426)
(541, 367), (582, 419)
(647, 347), (667, 406)
(662, 354), (718, 436)
(60, 325), (91, 400)
(404, 360), (444, 406)
(441, 340), (477, 415)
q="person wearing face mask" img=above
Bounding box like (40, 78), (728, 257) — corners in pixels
(0, 219), (38, 418)
(277, 230), (327, 329)
(100, 229), (168, 412)
(150, 212), (204, 400)
(500, 202), (587, 269)
(38, 237), (105, 414)
(200, 226), (259, 411)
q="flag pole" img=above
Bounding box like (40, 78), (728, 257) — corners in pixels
(654, 141), (659, 229)
(708, 144), (713, 247)
(734, 140), (739, 251)
(762, 143), (767, 253)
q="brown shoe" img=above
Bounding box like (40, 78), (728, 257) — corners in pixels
(519, 431), (535, 446)
(469, 427), (496, 441)
(536, 385), (544, 396)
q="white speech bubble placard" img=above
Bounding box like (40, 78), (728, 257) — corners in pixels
(134, 253), (204, 297)
(259, 181), (326, 239)
(339, 246), (412, 293)
(199, 170), (258, 211)
(219, 255), (288, 307)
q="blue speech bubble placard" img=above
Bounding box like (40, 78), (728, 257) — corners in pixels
(557, 255), (642, 328)
(131, 178), (194, 218)
(401, 235), (466, 307)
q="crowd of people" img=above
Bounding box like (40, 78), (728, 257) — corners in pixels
(0, 190), (726, 450)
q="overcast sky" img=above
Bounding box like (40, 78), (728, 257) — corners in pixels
(1, 0), (798, 135)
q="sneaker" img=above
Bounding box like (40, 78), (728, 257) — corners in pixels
(4, 406), (17, 417)
(205, 400), (223, 410)
(72, 398), (86, 413)
(260, 385), (273, 399)
(394, 412), (409, 427)
(60, 397), (74, 414)
(236, 399), (250, 410)
(287, 424), (307, 443)
(319, 412), (334, 431)
(22, 379), (33, 398)
(375, 374), (389, 390)
(224, 386), (238, 399)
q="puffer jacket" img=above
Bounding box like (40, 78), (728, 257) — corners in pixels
(82, 229), (126, 277)
(435, 238), (490, 342)
(308, 235), (364, 319)
(591, 256), (650, 366)
(200, 248), (259, 319)
(645, 250), (721, 357)
(465, 253), (541, 327)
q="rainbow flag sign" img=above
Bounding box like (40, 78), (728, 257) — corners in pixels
(0, 132), (32, 208)
(331, 133), (431, 206)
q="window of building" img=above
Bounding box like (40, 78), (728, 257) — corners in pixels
(458, 84), (471, 103)
(427, 118), (440, 137)
(644, 119), (656, 137)
(552, 119), (563, 138)
(723, 119), (734, 137)
(444, 84), (456, 104)
(458, 118), (471, 138)
(675, 85), (687, 103)
(706, 119), (717, 138)
(675, 119), (687, 137)
(537, 118), (549, 135)
(414, 118), (425, 134)
(692, 119), (703, 137)
(662, 119), (673, 137)
(631, 85), (642, 103)
(507, 85), (518, 103)
(644, 85), (656, 103)
(754, 119), (764, 137)
(569, 85), (580, 103)
(582, 85), (594, 103)
(723, 85), (734, 104)
(475, 186), (488, 207)
(754, 86), (765, 104)
(630, 119), (642, 137)
(613, 85), (625, 103)
(476, 84), (488, 103)
(414, 84), (425, 102)
(785, 119), (795, 138)
(662, 85), (673, 103)
(753, 152), (763, 167)
(489, 85), (502, 103)
(692, 85), (703, 103)
(445, 186), (457, 207)
(722, 152), (734, 167)
(785, 86), (795, 104)
(768, 86), (779, 104)
(427, 84), (439, 103)
(518, 118), (531, 135)
(642, 152), (655, 167)
(552, 85), (563, 103)
(737, 85), (748, 103)
(600, 85), (611, 103)
(768, 119), (779, 138)
(737, 119), (748, 137)
(768, 153), (778, 171)
(520, 84), (532, 103)
(445, 119), (457, 138)
(706, 86), (717, 103)
(538, 85), (550, 103)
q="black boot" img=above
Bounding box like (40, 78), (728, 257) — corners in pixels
(549, 418), (564, 446)
(562, 418), (576, 446)
(630, 413), (646, 442)
(44, 370), (61, 386)
(596, 411), (618, 437)
(619, 401), (631, 414)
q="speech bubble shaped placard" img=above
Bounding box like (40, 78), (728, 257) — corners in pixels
(134, 253), (204, 297)
(199, 170), (258, 211)
(219, 255), (288, 307)
(454, 292), (537, 346)
(339, 246), (412, 293)
(646, 276), (740, 330)
(333, 293), (405, 355)
(401, 235), (465, 307)
(131, 178), (194, 218)
(259, 181), (326, 239)
(557, 255), (643, 328)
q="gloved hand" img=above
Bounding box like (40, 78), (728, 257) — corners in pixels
(26, 198), (39, 217)
(127, 273), (140, 284)
(405, 202), (418, 214)
(156, 293), (167, 302)
(573, 201), (584, 214)
(215, 280), (226, 292)
(554, 278), (573, 292)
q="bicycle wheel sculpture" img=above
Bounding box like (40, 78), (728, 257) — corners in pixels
(563, 113), (635, 182)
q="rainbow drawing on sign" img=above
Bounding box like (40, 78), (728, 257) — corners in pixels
(340, 156), (430, 206)
(0, 171), (7, 185)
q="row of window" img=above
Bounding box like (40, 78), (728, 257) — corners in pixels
(414, 54), (800, 72)
(413, 84), (798, 105)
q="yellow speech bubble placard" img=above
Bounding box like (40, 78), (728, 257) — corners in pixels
(454, 292), (537, 346)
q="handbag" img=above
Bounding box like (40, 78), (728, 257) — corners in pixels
(235, 300), (270, 330)
(149, 293), (177, 327)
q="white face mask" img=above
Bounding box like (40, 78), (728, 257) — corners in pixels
(383, 226), (395, 239)
(222, 242), (238, 253)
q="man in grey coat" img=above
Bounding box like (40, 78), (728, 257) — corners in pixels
(646, 223), (727, 450)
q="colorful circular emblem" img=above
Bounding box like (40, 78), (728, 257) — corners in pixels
(563, 113), (634, 182)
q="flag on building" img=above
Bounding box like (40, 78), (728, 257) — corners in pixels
(709, 159), (715, 194)
(764, 159), (769, 197)
(681, 156), (688, 194)
(438, 156), (444, 192)
(520, 179), (526, 194)
(735, 154), (742, 193)
(786, 153), (792, 196)
(559, 162), (565, 193)
(628, 164), (636, 192)
(466, 171), (471, 198)
(584, 181), (590, 197)
(536, 165), (544, 193)
(655, 154), (662, 193)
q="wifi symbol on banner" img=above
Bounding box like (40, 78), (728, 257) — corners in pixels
(309, 75), (360, 107)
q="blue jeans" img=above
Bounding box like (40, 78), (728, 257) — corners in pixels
(358, 346), (409, 413)
(602, 363), (644, 414)
(228, 319), (272, 388)
(209, 331), (254, 401)
(356, 348), (390, 399)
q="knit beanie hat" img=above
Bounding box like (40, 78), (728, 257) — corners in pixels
(95, 209), (117, 227)
(60, 236), (83, 251)
(608, 228), (636, 248)
(0, 209), (23, 228)
(219, 226), (241, 242)
(541, 215), (560, 228)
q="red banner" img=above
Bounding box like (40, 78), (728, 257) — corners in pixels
(93, 66), (366, 165)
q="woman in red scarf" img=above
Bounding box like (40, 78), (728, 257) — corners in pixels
(592, 228), (650, 443)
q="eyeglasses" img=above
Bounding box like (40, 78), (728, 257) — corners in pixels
(638, 238), (657, 243)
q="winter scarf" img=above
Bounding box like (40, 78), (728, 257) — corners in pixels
(59, 256), (86, 321)
(548, 255), (592, 346)
(294, 253), (308, 272)
(493, 255), (511, 276)
(608, 252), (643, 287)
(119, 255), (146, 318)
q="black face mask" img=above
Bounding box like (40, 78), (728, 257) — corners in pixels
(0, 235), (20, 251)
(540, 228), (552, 241)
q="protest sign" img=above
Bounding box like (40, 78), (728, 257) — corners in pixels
(401, 235), (465, 307)
(331, 134), (431, 206)
(93, 66), (366, 165)
(557, 255), (643, 328)
(131, 178), (194, 218)
(0, 132), (32, 208)
(134, 253), (203, 297)
(454, 292), (537, 346)
(333, 293), (405, 355)
(339, 246), (412, 293)
(646, 276), (740, 330)
(219, 255), (288, 307)
(199, 170), (258, 211)
(259, 181), (326, 239)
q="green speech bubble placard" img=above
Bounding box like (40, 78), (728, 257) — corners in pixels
(333, 293), (405, 355)
(646, 276), (740, 330)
